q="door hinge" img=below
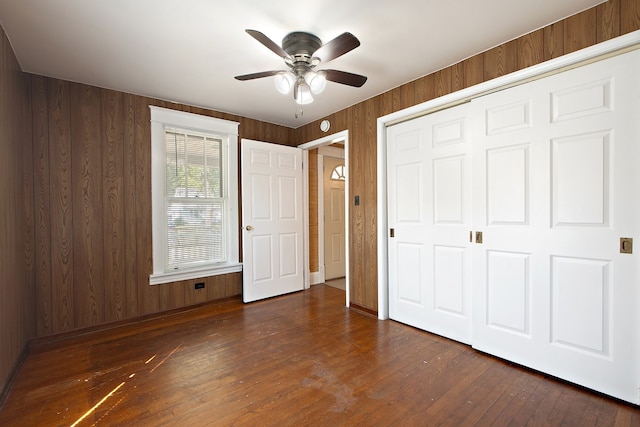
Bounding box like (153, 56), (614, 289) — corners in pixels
(390, 228), (395, 238)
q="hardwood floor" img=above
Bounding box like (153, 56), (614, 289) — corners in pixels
(1, 284), (638, 426)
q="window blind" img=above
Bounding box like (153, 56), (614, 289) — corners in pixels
(164, 127), (225, 269)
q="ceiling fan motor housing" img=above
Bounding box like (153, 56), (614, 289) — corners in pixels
(282, 32), (322, 60)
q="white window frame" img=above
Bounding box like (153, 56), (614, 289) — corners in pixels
(149, 106), (241, 285)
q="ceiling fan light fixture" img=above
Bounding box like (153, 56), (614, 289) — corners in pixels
(274, 71), (295, 94)
(236, 29), (367, 115)
(305, 70), (327, 95)
(295, 83), (314, 105)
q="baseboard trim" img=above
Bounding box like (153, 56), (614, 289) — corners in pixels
(310, 270), (324, 285)
(349, 303), (378, 318)
(0, 343), (29, 409)
(29, 295), (241, 350)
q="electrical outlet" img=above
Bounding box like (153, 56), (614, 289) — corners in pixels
(195, 282), (205, 290)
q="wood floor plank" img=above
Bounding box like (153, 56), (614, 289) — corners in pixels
(1, 284), (638, 426)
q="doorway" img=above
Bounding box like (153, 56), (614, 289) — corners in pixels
(300, 130), (349, 306)
(322, 153), (346, 290)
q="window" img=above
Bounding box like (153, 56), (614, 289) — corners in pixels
(330, 164), (346, 181)
(149, 107), (240, 285)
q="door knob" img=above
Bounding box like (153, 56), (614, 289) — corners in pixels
(245, 225), (254, 231)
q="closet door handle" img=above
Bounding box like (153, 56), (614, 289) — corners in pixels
(476, 231), (483, 244)
(620, 237), (633, 254)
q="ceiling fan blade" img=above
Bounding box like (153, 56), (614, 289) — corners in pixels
(323, 69), (367, 87)
(234, 70), (281, 81)
(313, 32), (360, 63)
(245, 29), (292, 60)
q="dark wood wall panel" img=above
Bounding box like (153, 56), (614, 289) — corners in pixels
(48, 79), (74, 332)
(32, 76), (52, 337)
(71, 83), (104, 327)
(25, 76), (293, 336)
(295, 0), (640, 313)
(22, 72), (36, 360)
(133, 96), (157, 316)
(123, 93), (139, 318)
(0, 25), (34, 396)
(102, 89), (126, 322)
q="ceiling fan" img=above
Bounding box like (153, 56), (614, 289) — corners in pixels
(235, 29), (367, 105)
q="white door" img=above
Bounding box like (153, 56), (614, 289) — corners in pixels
(241, 139), (304, 303)
(387, 104), (473, 344)
(471, 49), (640, 404)
(323, 156), (346, 280)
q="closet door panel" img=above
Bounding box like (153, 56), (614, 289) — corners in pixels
(388, 105), (473, 344)
(472, 49), (640, 404)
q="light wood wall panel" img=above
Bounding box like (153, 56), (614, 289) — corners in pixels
(27, 77), (292, 336)
(518, 30), (545, 69)
(0, 25), (34, 398)
(564, 8), (598, 54)
(597, 0), (621, 41)
(308, 149), (319, 273)
(463, 56), (484, 88)
(544, 21), (565, 60)
(295, 0), (640, 313)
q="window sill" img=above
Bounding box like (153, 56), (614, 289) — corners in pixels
(149, 263), (243, 285)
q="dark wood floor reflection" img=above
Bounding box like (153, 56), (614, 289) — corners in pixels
(1, 284), (638, 426)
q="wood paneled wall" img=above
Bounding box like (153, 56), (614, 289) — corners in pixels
(0, 26), (34, 397)
(308, 149), (319, 273)
(296, 0), (640, 312)
(27, 75), (294, 336)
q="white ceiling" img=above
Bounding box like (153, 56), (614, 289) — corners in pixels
(0, 0), (603, 128)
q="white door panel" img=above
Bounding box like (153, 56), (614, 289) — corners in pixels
(471, 49), (640, 404)
(388, 105), (473, 344)
(242, 139), (304, 303)
(323, 156), (346, 280)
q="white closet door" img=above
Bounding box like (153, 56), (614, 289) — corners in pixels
(471, 49), (640, 404)
(388, 105), (473, 344)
